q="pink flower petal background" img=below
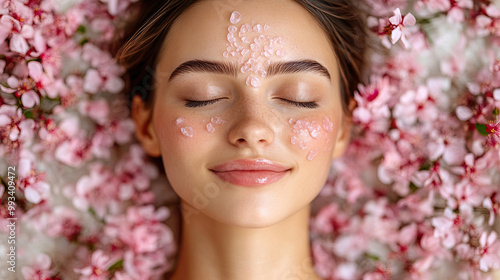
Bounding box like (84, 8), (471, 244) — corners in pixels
(0, 0), (499, 279)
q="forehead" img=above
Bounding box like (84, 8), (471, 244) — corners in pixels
(158, 0), (338, 77)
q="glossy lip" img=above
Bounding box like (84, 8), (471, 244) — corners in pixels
(209, 159), (291, 187)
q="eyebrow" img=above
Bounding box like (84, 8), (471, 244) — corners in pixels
(168, 59), (331, 81)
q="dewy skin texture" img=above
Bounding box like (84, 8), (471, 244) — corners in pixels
(224, 11), (285, 88)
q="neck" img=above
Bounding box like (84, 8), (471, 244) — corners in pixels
(169, 202), (321, 280)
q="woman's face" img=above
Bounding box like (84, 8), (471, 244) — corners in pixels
(135, 0), (350, 227)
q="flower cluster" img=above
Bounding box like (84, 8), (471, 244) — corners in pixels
(0, 0), (499, 279)
(311, 1), (500, 279)
(0, 0), (175, 279)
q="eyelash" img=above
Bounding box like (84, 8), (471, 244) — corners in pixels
(185, 98), (224, 108)
(184, 98), (319, 109)
(282, 99), (319, 109)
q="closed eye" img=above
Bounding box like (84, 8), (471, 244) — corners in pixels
(185, 98), (226, 108)
(279, 98), (319, 109)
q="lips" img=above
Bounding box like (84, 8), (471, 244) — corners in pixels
(210, 159), (290, 187)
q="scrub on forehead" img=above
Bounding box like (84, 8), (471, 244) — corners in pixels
(223, 10), (285, 88)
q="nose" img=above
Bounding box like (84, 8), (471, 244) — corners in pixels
(228, 100), (275, 148)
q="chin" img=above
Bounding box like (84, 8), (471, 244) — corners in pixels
(205, 201), (307, 229)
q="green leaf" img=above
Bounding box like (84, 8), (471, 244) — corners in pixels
(23, 110), (34, 119)
(409, 182), (419, 194)
(79, 38), (89, 46)
(418, 161), (432, 171)
(365, 253), (380, 261)
(476, 123), (489, 136)
(26, 57), (41, 63)
(88, 207), (97, 217)
(493, 107), (499, 117)
(108, 259), (124, 273)
(76, 25), (86, 33)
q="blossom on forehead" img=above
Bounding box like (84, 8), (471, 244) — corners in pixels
(223, 10), (285, 88)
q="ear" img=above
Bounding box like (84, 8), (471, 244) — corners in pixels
(131, 95), (162, 157)
(332, 116), (351, 159)
(332, 99), (355, 159)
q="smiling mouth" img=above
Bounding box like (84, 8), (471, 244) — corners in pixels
(210, 159), (291, 187)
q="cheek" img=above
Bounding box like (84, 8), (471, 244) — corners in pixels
(288, 116), (335, 161)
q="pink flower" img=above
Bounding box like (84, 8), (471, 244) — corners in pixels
(99, 0), (133, 16)
(452, 153), (493, 187)
(353, 76), (393, 132)
(483, 195), (499, 226)
(83, 69), (103, 94)
(477, 231), (500, 271)
(447, 0), (473, 22)
(431, 208), (465, 249)
(21, 253), (56, 280)
(45, 206), (82, 241)
(485, 119), (500, 137)
(362, 199), (400, 244)
(18, 153), (50, 204)
(72, 164), (119, 217)
(78, 99), (110, 124)
(103, 206), (175, 278)
(55, 137), (92, 167)
(388, 8), (416, 48)
(364, 0), (407, 17)
(311, 203), (349, 234)
(122, 250), (170, 279)
(440, 179), (484, 210)
(74, 250), (117, 280)
(415, 0), (451, 13)
(456, 105), (474, 121)
(393, 86), (439, 129)
(0, 105), (28, 155)
(426, 128), (467, 166)
(397, 193), (434, 222)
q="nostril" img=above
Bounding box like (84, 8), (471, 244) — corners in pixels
(237, 138), (246, 143)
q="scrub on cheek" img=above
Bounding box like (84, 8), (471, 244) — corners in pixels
(176, 117), (194, 138)
(289, 116), (335, 161)
(176, 117), (226, 137)
(204, 117), (226, 133)
(224, 11), (285, 88)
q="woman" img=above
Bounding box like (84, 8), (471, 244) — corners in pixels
(116, 0), (367, 279)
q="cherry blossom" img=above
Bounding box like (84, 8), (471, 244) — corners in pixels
(18, 151), (50, 204)
(388, 8), (416, 48)
(0, 0), (499, 279)
(74, 250), (118, 279)
(477, 232), (500, 272)
(21, 253), (57, 280)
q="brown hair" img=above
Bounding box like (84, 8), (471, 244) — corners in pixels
(114, 0), (367, 116)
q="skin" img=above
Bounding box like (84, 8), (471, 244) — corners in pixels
(132, 0), (352, 279)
